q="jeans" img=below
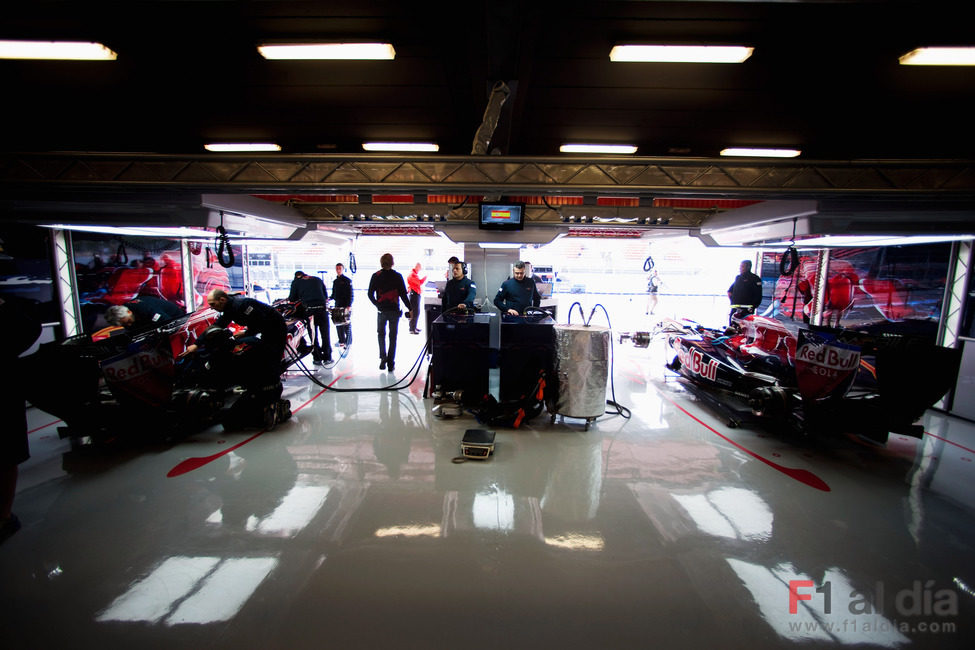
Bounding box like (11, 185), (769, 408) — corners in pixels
(377, 310), (401, 362)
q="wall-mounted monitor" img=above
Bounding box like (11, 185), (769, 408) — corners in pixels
(478, 202), (525, 231)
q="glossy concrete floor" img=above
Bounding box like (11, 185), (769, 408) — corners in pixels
(3, 315), (975, 650)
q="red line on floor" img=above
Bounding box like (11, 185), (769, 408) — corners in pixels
(660, 392), (831, 492)
(166, 373), (347, 478)
(28, 419), (61, 434)
(924, 431), (975, 455)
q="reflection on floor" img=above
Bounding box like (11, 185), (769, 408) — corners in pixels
(3, 315), (974, 649)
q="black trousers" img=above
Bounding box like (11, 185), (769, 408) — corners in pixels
(306, 306), (331, 360)
(408, 292), (421, 331)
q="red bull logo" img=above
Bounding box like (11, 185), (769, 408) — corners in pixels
(678, 344), (720, 382)
(796, 342), (860, 372)
(103, 349), (169, 382)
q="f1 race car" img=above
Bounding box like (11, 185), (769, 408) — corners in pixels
(661, 314), (961, 442)
(25, 299), (311, 447)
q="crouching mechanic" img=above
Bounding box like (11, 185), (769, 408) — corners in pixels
(105, 296), (184, 333)
(181, 289), (288, 402)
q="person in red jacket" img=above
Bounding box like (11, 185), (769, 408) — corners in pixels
(406, 263), (427, 334)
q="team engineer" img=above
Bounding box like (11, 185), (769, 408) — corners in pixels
(442, 260), (476, 311)
(493, 261), (540, 316)
(104, 297), (184, 333)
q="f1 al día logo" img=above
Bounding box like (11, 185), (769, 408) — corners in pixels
(789, 579), (958, 617)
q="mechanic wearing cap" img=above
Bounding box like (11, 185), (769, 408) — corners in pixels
(442, 260), (477, 311)
(727, 259), (764, 323)
(104, 296), (184, 333)
(288, 270), (332, 364)
(493, 261), (540, 316)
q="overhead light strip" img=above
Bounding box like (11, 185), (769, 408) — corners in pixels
(204, 143), (282, 152)
(610, 45), (753, 64)
(0, 40), (117, 60)
(362, 142), (439, 152)
(257, 43), (396, 60)
(40, 224), (218, 238)
(720, 147), (801, 158)
(560, 144), (638, 154)
(899, 47), (975, 66)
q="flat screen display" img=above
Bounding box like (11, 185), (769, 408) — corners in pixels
(478, 202), (525, 231)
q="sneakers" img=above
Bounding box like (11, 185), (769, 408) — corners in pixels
(0, 514), (21, 544)
(387, 363), (395, 372)
(379, 359), (386, 370)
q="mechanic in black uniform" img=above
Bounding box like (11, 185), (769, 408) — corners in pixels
(183, 289), (288, 389)
(367, 253), (412, 372)
(288, 270), (331, 364)
(331, 262), (353, 348)
(494, 261), (541, 316)
(441, 260), (477, 311)
(104, 296), (184, 333)
(727, 259), (764, 323)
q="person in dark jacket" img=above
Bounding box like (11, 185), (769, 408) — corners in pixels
(288, 271), (331, 364)
(494, 261), (540, 316)
(183, 290), (288, 388)
(0, 295), (42, 544)
(442, 260), (477, 311)
(104, 296), (183, 333)
(367, 254), (411, 372)
(331, 262), (353, 347)
(727, 259), (764, 323)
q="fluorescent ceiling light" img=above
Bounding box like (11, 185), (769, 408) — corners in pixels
(610, 45), (753, 64)
(258, 43), (395, 60)
(765, 234), (975, 248)
(899, 47), (975, 66)
(478, 242), (523, 249)
(204, 143), (281, 152)
(560, 144), (638, 154)
(0, 40), (117, 60)
(362, 142), (439, 152)
(40, 224), (219, 238)
(720, 147), (801, 158)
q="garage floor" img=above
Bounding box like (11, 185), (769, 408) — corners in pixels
(3, 313), (974, 649)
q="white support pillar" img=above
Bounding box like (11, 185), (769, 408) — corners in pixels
(935, 241), (971, 410)
(50, 229), (81, 338)
(810, 249), (830, 327)
(181, 240), (196, 310)
(938, 240), (971, 348)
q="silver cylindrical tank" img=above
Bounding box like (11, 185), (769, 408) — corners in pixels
(553, 324), (610, 419)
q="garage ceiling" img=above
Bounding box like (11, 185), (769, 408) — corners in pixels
(1, 0), (974, 228)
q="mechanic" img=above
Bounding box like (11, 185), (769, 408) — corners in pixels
(183, 289), (288, 387)
(727, 259), (764, 323)
(331, 262), (353, 348)
(0, 295), (42, 544)
(104, 296), (184, 333)
(367, 253), (411, 372)
(406, 263), (427, 335)
(442, 260), (477, 311)
(494, 261), (541, 316)
(289, 270), (332, 364)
